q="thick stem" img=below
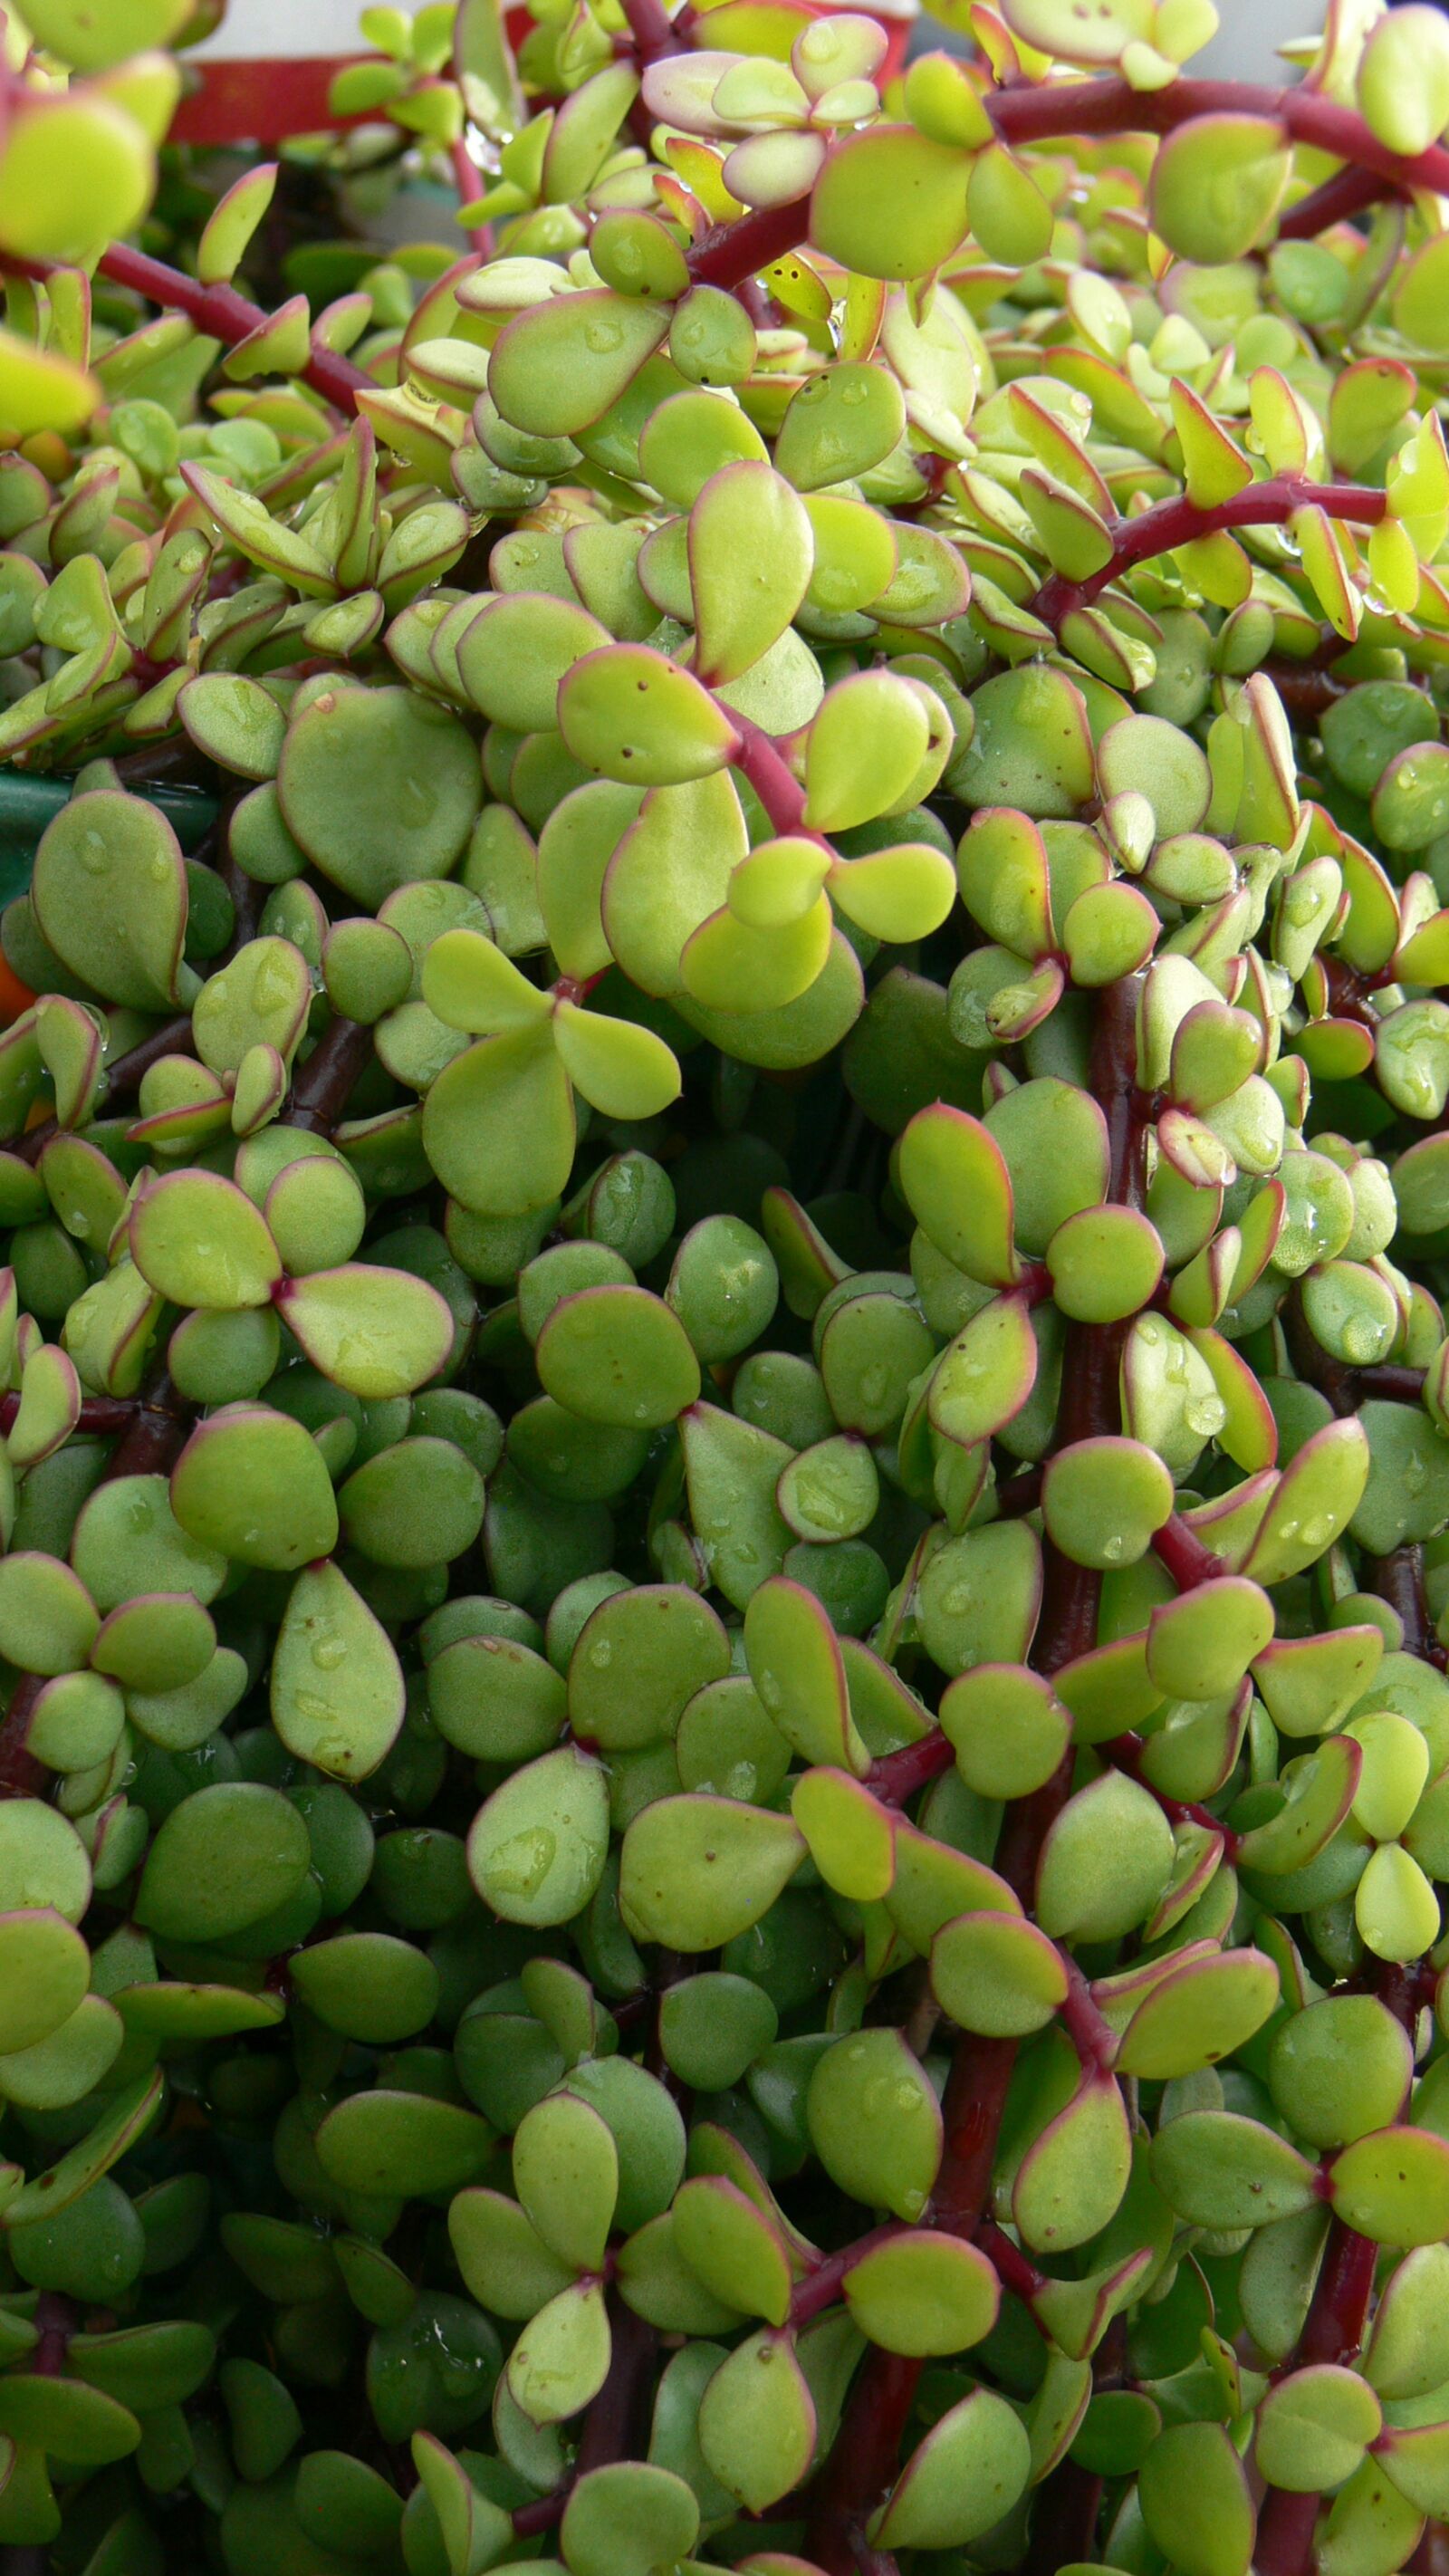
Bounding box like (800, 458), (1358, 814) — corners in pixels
(686, 196), (818, 290)
(1279, 163), (1391, 239)
(866, 1728), (954, 1807)
(791, 2224), (911, 2329)
(808, 980), (1146, 2571)
(618, 0), (684, 60)
(1153, 1513), (1223, 1591)
(288, 1017), (373, 1135)
(1033, 476), (1386, 628)
(729, 719), (811, 837)
(99, 1364), (193, 1485)
(1256, 1963), (1421, 2576)
(976, 2218), (1048, 2311)
(97, 243), (369, 412)
(1061, 1958), (1118, 2072)
(0, 1393), (134, 1437)
(572, 2295), (655, 2481)
(0, 1675), (43, 1801)
(449, 137), (492, 255)
(1023, 2462), (1105, 2576)
(682, 72), (1449, 297)
(1371, 1543), (1434, 1660)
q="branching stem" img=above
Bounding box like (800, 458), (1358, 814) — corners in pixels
(97, 243), (370, 412)
(1032, 476), (1386, 628)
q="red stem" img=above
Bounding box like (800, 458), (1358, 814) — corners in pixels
(1278, 161), (1391, 240)
(1033, 475), (1386, 627)
(790, 2223), (911, 2329)
(729, 719), (811, 837)
(449, 138), (492, 256)
(1256, 1963), (1422, 2576)
(1152, 1513), (1223, 1591)
(618, 0), (686, 61)
(683, 73), (1449, 296)
(866, 1729), (953, 1807)
(0, 1676), (43, 1802)
(97, 1364), (193, 1485)
(976, 2218), (1048, 2309)
(97, 243), (369, 412)
(0, 1393), (134, 1437)
(1061, 1958), (1118, 2072)
(686, 196), (817, 289)
(288, 1017), (374, 1135)
(806, 989), (1148, 2570)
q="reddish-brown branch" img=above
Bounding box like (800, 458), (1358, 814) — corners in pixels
(96, 243), (369, 412)
(1270, 162), (1389, 243)
(619, 0), (686, 61)
(288, 1016), (374, 1135)
(686, 196), (817, 289)
(1371, 1543), (1435, 1661)
(1257, 1962), (1421, 2576)
(1061, 1957), (1118, 2072)
(449, 138), (492, 256)
(1033, 475), (1387, 627)
(0, 1392), (134, 1438)
(866, 1729), (953, 1807)
(573, 2293), (656, 2479)
(976, 2218), (1048, 2311)
(683, 73), (1449, 297)
(0, 1676), (43, 1802)
(98, 1364), (193, 1485)
(790, 2224), (911, 2329)
(1152, 1512), (1223, 1591)
(730, 719), (811, 838)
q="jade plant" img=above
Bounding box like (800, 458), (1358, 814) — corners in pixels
(11, 4), (1449, 2576)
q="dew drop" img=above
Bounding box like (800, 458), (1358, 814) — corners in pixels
(487, 1824), (557, 1895)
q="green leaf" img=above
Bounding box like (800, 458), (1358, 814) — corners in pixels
(506, 2277), (610, 2424)
(619, 1794), (804, 1950)
(276, 1264), (455, 1400)
(488, 291), (671, 439)
(810, 129), (972, 280)
(130, 1170), (281, 1312)
(272, 1560), (405, 1783)
(843, 2229), (998, 2357)
(698, 2331), (816, 2512)
(34, 792), (191, 1010)
(278, 687), (480, 906)
(874, 2385), (1032, 2550)
(513, 2091), (618, 2273)
(1137, 2423), (1255, 2576)
(1150, 2112), (1319, 2229)
(1013, 2068), (1132, 2254)
(808, 2028), (942, 2221)
(537, 1283), (699, 1428)
(674, 2176), (792, 2326)
(1148, 114), (1291, 264)
(690, 463), (813, 686)
(1255, 2366), (1381, 2494)
(552, 1002), (681, 1120)
(171, 1405), (340, 1571)
(467, 1745), (610, 1927)
(423, 1025), (577, 1217)
(559, 644), (739, 786)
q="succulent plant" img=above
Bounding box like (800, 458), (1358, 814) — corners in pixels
(10, 3), (1449, 2574)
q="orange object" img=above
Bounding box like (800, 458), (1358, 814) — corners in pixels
(0, 959), (36, 1029)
